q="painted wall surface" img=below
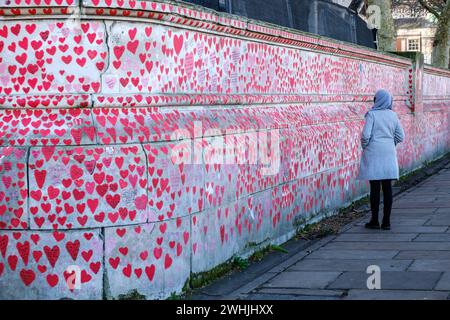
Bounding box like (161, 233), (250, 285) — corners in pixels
(0, 0), (449, 299)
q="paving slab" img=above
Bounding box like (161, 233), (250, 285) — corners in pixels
(391, 212), (435, 219)
(424, 218), (450, 226)
(392, 203), (441, 209)
(395, 251), (450, 260)
(348, 226), (446, 233)
(246, 293), (341, 300)
(290, 259), (412, 272)
(255, 288), (345, 297)
(344, 289), (449, 300)
(429, 212), (450, 218)
(355, 218), (429, 226)
(187, 165), (450, 300)
(435, 272), (450, 290)
(328, 271), (442, 290)
(263, 271), (342, 289)
(334, 233), (418, 242)
(420, 182), (450, 187)
(322, 241), (450, 251)
(190, 271), (269, 298)
(408, 260), (450, 271)
(408, 186), (442, 190)
(395, 198), (441, 204)
(305, 249), (398, 260)
(413, 234), (450, 242)
(408, 194), (450, 198)
(388, 208), (439, 214)
(390, 213), (436, 219)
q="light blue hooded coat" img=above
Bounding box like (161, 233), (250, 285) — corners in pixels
(357, 89), (405, 180)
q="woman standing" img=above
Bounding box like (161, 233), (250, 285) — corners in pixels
(358, 89), (405, 230)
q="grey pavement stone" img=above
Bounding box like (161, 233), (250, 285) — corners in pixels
(390, 213), (436, 219)
(264, 271), (342, 289)
(392, 205), (437, 210)
(435, 272), (450, 290)
(305, 249), (398, 260)
(334, 233), (418, 242)
(188, 165), (450, 301)
(344, 289), (449, 300)
(246, 293), (341, 300)
(409, 189), (445, 194)
(425, 218), (450, 226)
(428, 203), (450, 207)
(255, 288), (345, 297)
(395, 250), (450, 260)
(421, 182), (450, 187)
(434, 197), (450, 202)
(245, 293), (300, 300)
(192, 238), (332, 299)
(425, 185), (448, 187)
(396, 198), (441, 204)
(190, 271), (265, 298)
(267, 236), (334, 273)
(391, 209), (435, 219)
(348, 226), (446, 233)
(328, 271), (442, 290)
(242, 253), (291, 275)
(413, 234), (450, 242)
(406, 192), (450, 197)
(220, 272), (278, 300)
(408, 260), (450, 271)
(355, 218), (429, 226)
(290, 259), (412, 272)
(392, 203), (441, 209)
(430, 212), (450, 218)
(322, 241), (450, 251)
(242, 238), (312, 275)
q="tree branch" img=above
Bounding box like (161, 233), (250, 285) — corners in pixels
(418, 0), (441, 18)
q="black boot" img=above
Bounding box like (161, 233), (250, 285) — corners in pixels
(381, 217), (391, 230)
(365, 217), (380, 229)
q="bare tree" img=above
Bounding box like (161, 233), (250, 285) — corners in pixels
(367, 0), (397, 51)
(392, 0), (429, 17)
(420, 0), (450, 68)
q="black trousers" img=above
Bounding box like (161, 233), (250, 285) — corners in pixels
(369, 179), (393, 225)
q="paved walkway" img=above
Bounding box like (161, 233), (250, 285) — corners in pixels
(190, 165), (450, 300)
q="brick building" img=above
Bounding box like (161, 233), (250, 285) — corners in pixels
(393, 3), (437, 65)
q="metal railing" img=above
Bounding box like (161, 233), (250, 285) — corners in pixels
(181, 0), (377, 49)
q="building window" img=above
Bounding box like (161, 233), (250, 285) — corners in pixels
(408, 38), (420, 51)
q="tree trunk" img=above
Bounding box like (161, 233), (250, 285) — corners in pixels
(368, 0), (396, 51)
(432, 2), (450, 68)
